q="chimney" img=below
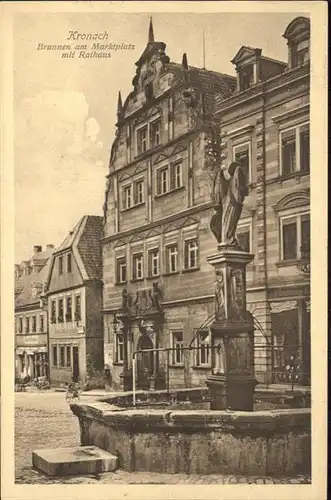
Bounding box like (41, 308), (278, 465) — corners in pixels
(33, 245), (42, 254)
(46, 244), (54, 251)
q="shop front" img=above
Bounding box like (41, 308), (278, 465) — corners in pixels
(270, 297), (310, 385)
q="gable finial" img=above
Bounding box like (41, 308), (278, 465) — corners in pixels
(148, 16), (154, 44)
(117, 91), (123, 117)
(182, 53), (188, 71)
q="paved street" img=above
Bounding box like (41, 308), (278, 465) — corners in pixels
(15, 391), (311, 484)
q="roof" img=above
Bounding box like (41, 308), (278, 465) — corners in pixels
(49, 215), (103, 284)
(76, 216), (103, 280)
(166, 62), (237, 114)
(15, 260), (50, 309)
(15, 245), (55, 297)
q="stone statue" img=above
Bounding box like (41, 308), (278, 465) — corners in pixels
(210, 162), (248, 247)
(149, 282), (162, 311)
(222, 162), (248, 246)
(214, 270), (225, 319)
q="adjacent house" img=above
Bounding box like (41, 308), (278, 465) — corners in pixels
(15, 245), (55, 379)
(46, 215), (104, 386)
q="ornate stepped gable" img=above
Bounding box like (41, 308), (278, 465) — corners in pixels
(102, 19), (237, 228)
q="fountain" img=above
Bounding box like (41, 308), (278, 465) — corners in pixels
(70, 162), (310, 476)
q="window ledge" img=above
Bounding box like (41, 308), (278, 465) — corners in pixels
(154, 185), (185, 199)
(163, 271), (180, 277)
(146, 274), (161, 280)
(121, 202), (145, 213)
(114, 281), (127, 286)
(275, 259), (301, 268)
(192, 365), (211, 371)
(182, 267), (200, 274)
(169, 364), (185, 369)
(113, 362), (124, 366)
(277, 171), (309, 183)
(131, 278), (144, 283)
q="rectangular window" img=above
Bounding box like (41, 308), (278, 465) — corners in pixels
(196, 330), (211, 366)
(171, 162), (183, 189)
(236, 227), (251, 253)
(148, 248), (160, 277)
(25, 317), (30, 333)
(19, 317), (23, 333)
(137, 126), (148, 155)
(32, 316), (37, 333)
(132, 253), (143, 280)
(58, 298), (64, 323)
(291, 39), (309, 67)
(115, 333), (124, 363)
(234, 144), (250, 185)
(134, 179), (144, 204)
(52, 345), (58, 367)
(280, 123), (309, 176)
(66, 296), (72, 322)
(150, 119), (161, 148)
(66, 346), (71, 367)
(67, 253), (72, 273)
(123, 185), (132, 209)
(116, 257), (126, 283)
(59, 256), (63, 275)
(39, 315), (44, 333)
(281, 213), (310, 261)
(51, 300), (56, 323)
(75, 295), (81, 322)
(281, 129), (296, 175)
(184, 239), (199, 270)
(300, 125), (310, 173)
(239, 64), (254, 91)
(172, 331), (184, 365)
(157, 167), (169, 195)
(166, 245), (178, 274)
(60, 345), (65, 367)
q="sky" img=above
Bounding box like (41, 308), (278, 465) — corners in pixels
(14, 10), (303, 262)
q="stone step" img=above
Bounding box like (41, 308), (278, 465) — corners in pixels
(32, 446), (118, 476)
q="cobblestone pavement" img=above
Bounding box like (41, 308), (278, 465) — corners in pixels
(15, 391), (311, 485)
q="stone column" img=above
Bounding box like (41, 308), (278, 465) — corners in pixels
(206, 245), (257, 411)
(120, 320), (133, 391)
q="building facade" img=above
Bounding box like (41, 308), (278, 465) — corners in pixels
(46, 215), (104, 386)
(15, 245), (54, 380)
(213, 16), (310, 385)
(102, 17), (310, 391)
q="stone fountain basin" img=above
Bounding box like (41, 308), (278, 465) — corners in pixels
(70, 390), (310, 476)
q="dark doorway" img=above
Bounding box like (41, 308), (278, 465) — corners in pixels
(72, 346), (79, 382)
(136, 335), (154, 390)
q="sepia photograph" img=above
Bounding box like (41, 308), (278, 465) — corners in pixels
(1, 1), (327, 499)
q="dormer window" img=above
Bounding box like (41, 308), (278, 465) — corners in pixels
(239, 64), (255, 91)
(283, 17), (310, 70)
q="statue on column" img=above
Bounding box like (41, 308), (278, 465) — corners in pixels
(210, 161), (248, 247)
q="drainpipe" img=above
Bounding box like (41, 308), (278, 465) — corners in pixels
(261, 82), (271, 383)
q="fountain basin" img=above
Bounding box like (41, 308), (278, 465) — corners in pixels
(70, 389), (310, 476)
